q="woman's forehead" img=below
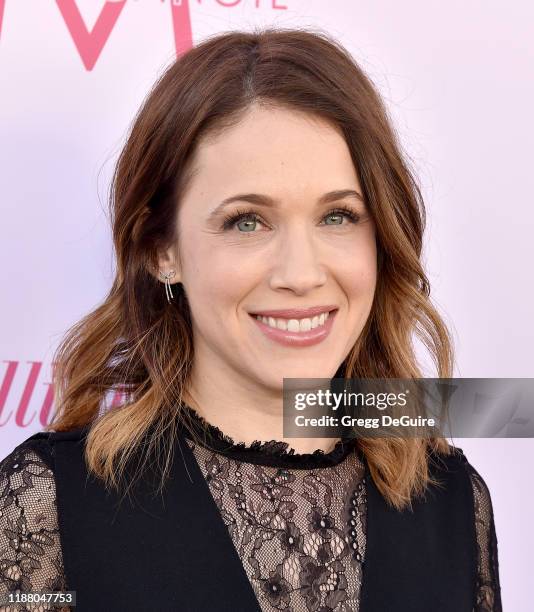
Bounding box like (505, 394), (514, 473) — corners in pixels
(185, 108), (360, 200)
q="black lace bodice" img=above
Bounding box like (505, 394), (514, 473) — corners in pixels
(0, 408), (502, 611)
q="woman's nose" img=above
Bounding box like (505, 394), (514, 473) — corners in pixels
(268, 228), (327, 295)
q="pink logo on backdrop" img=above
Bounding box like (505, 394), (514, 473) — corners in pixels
(0, 0), (288, 70)
(55, 0), (192, 68)
(0, 361), (127, 429)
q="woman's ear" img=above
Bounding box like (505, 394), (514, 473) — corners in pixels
(152, 246), (182, 284)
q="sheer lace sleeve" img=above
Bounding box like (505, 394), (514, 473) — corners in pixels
(0, 438), (68, 611)
(465, 460), (503, 612)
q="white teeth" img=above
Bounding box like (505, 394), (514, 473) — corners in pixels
(287, 319), (300, 332)
(300, 318), (312, 332)
(256, 311), (331, 332)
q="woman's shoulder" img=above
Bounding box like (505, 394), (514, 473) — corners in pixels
(0, 426), (93, 525)
(0, 431), (55, 474)
(428, 444), (497, 521)
(453, 447), (495, 513)
(0, 426), (93, 495)
(0, 429), (67, 510)
(430, 445), (495, 504)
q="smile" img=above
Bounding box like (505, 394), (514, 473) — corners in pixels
(254, 311), (331, 332)
(249, 308), (338, 347)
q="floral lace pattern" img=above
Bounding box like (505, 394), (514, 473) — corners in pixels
(0, 425), (502, 611)
(465, 463), (502, 612)
(0, 441), (68, 611)
(186, 437), (367, 611)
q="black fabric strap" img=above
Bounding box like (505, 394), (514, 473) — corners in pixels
(50, 427), (261, 612)
(359, 448), (477, 612)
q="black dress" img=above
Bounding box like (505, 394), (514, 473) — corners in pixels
(0, 404), (502, 611)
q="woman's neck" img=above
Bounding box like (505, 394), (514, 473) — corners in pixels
(180, 387), (341, 455)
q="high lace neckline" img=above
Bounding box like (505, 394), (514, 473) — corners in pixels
(177, 402), (360, 469)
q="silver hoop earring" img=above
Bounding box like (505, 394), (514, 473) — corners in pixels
(159, 269), (176, 304)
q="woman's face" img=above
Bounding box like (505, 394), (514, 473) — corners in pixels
(161, 103), (377, 391)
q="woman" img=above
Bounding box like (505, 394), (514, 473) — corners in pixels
(0, 28), (501, 611)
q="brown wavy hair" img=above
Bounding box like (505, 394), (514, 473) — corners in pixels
(47, 27), (455, 511)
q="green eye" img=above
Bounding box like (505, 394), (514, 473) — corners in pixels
(222, 210), (262, 232)
(324, 213), (344, 225)
(322, 207), (361, 226)
(236, 217), (257, 232)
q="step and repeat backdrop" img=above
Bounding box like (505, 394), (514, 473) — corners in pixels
(1, 1), (532, 607)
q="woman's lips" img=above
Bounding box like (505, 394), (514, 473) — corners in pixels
(249, 305), (338, 319)
(250, 309), (337, 347)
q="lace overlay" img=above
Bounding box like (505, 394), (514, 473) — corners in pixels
(0, 426), (503, 611)
(186, 437), (367, 611)
(465, 462), (502, 612)
(0, 441), (68, 611)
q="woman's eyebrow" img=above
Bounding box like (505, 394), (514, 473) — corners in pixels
(207, 189), (365, 220)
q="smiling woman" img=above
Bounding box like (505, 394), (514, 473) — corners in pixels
(0, 28), (501, 612)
